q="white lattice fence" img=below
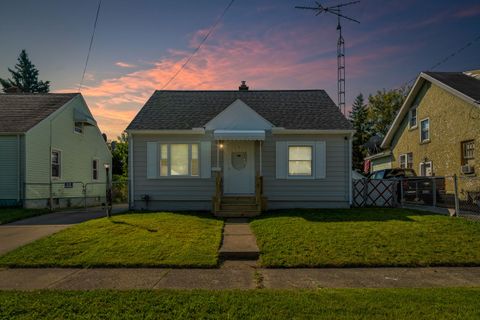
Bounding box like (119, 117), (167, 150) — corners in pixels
(353, 179), (397, 207)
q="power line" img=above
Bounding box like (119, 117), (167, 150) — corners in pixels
(79, 0), (102, 92)
(401, 33), (480, 88)
(161, 0), (235, 90)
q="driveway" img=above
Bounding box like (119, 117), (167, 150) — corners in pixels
(0, 204), (128, 255)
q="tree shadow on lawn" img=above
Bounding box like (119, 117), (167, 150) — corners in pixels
(253, 208), (443, 223)
(108, 210), (222, 233)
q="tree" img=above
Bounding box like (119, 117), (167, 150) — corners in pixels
(111, 132), (128, 177)
(0, 50), (50, 93)
(349, 93), (371, 170)
(367, 88), (408, 136)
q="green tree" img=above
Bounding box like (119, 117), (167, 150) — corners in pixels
(367, 88), (408, 136)
(0, 50), (50, 93)
(349, 93), (371, 170)
(111, 132), (128, 177)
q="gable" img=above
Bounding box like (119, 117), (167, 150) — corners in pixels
(204, 99), (273, 130)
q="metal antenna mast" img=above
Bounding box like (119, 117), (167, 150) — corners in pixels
(295, 1), (360, 115)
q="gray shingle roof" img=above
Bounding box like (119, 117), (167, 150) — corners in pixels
(0, 93), (78, 133)
(424, 72), (480, 102)
(127, 90), (352, 130)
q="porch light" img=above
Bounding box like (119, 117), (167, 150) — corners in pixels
(219, 143), (224, 149)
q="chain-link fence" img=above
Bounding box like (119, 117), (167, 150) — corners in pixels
(22, 179), (128, 210)
(398, 175), (480, 219)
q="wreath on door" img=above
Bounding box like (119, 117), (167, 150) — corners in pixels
(231, 152), (247, 170)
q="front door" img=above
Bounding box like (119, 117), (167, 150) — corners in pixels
(223, 141), (255, 194)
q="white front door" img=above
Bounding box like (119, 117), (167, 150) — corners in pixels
(224, 141), (255, 194)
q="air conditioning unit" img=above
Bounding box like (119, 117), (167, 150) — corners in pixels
(461, 164), (475, 175)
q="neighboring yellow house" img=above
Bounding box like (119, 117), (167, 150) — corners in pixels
(370, 70), (480, 194)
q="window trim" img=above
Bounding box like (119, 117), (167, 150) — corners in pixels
(399, 152), (413, 169)
(74, 121), (84, 134)
(51, 149), (62, 180)
(419, 161), (433, 177)
(287, 143), (315, 179)
(408, 107), (418, 129)
(461, 140), (475, 165)
(158, 143), (200, 178)
(92, 158), (99, 181)
(419, 118), (430, 143)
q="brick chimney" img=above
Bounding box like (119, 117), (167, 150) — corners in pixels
(238, 81), (249, 91)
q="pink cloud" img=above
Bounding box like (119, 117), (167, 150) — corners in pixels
(115, 61), (137, 68)
(455, 4), (480, 18)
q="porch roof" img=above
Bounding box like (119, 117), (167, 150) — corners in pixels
(213, 129), (265, 141)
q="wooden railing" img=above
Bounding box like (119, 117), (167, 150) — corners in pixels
(213, 171), (223, 213)
(255, 174), (264, 212)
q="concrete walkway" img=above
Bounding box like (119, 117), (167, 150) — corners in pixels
(219, 218), (260, 260)
(0, 205), (128, 255)
(1, 267), (480, 290)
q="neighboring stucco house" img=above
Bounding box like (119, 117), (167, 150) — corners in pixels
(368, 70), (480, 192)
(126, 84), (354, 215)
(0, 93), (111, 208)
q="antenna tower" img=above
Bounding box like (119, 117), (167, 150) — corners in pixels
(295, 1), (360, 115)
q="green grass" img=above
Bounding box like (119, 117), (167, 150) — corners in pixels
(0, 289), (479, 319)
(0, 208), (50, 224)
(0, 212), (223, 268)
(250, 208), (480, 267)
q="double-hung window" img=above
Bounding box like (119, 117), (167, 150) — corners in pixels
(409, 108), (417, 128)
(420, 118), (430, 143)
(461, 140), (475, 164)
(419, 161), (433, 176)
(92, 159), (99, 180)
(51, 150), (61, 178)
(399, 152), (413, 169)
(74, 122), (83, 134)
(288, 146), (313, 176)
(159, 143), (199, 177)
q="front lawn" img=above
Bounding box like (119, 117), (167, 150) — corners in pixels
(250, 208), (480, 267)
(0, 289), (479, 319)
(0, 208), (50, 225)
(0, 212), (223, 268)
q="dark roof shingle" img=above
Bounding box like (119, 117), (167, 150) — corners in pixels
(0, 93), (78, 133)
(424, 72), (480, 102)
(127, 90), (352, 130)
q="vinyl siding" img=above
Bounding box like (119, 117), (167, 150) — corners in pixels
(0, 135), (24, 203)
(24, 95), (111, 202)
(131, 131), (350, 210)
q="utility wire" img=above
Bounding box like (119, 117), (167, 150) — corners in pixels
(161, 0), (235, 90)
(401, 33), (480, 88)
(79, 0), (103, 92)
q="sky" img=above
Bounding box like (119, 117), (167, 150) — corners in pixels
(0, 0), (479, 139)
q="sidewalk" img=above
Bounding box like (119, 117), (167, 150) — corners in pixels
(0, 204), (128, 255)
(1, 266), (479, 290)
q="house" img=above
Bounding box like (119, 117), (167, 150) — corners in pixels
(126, 83), (354, 215)
(0, 93), (112, 209)
(369, 70), (480, 192)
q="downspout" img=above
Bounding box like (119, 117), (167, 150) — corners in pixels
(128, 133), (134, 210)
(49, 118), (53, 211)
(17, 134), (21, 203)
(348, 133), (353, 206)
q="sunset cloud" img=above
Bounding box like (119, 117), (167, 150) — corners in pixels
(115, 61), (137, 68)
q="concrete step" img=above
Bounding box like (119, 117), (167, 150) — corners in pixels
(219, 220), (260, 260)
(214, 211), (260, 218)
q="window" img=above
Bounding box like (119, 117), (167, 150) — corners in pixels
(420, 118), (430, 143)
(288, 146), (313, 176)
(399, 153), (413, 169)
(51, 150), (61, 178)
(419, 161), (433, 176)
(74, 122), (83, 134)
(92, 159), (99, 180)
(462, 140), (475, 164)
(409, 108), (417, 128)
(159, 143), (199, 177)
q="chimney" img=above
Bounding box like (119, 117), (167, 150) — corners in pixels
(5, 86), (21, 93)
(238, 81), (249, 91)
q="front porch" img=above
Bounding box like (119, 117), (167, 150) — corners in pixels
(211, 132), (267, 217)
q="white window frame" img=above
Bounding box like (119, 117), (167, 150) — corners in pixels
(158, 143), (200, 178)
(92, 159), (99, 181)
(51, 149), (62, 179)
(420, 118), (430, 143)
(399, 153), (413, 169)
(74, 121), (84, 134)
(287, 143), (315, 179)
(419, 161), (433, 177)
(408, 107), (417, 129)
